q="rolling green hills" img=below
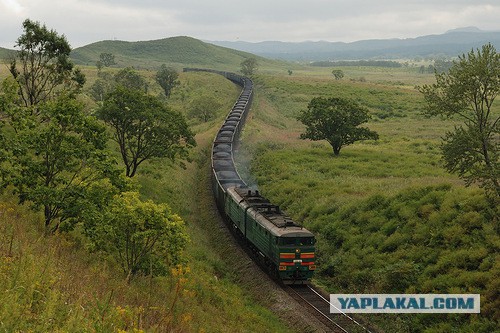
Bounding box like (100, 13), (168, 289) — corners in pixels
(70, 36), (272, 70)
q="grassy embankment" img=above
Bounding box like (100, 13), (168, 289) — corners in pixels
(0, 67), (303, 332)
(235, 66), (499, 332)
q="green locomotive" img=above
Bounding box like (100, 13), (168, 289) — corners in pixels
(225, 188), (316, 282)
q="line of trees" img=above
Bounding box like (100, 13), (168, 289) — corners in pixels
(0, 19), (191, 279)
(311, 60), (403, 67)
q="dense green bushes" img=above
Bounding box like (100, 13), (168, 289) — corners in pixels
(318, 185), (498, 332)
(254, 148), (499, 331)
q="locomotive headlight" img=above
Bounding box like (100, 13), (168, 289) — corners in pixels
(295, 248), (300, 254)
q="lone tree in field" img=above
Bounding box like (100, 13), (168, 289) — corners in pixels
(332, 69), (344, 80)
(298, 97), (378, 156)
(9, 19), (85, 109)
(97, 87), (195, 177)
(241, 58), (258, 76)
(155, 65), (179, 98)
(100, 52), (116, 67)
(419, 43), (500, 198)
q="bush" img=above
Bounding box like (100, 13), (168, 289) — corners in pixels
(85, 191), (189, 279)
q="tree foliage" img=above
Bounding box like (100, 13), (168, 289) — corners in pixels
(419, 43), (500, 198)
(155, 65), (179, 98)
(86, 191), (188, 279)
(89, 76), (112, 104)
(89, 68), (146, 105)
(241, 58), (258, 76)
(332, 69), (344, 80)
(8, 19), (85, 109)
(114, 67), (148, 92)
(97, 87), (196, 177)
(188, 95), (221, 122)
(98, 52), (116, 68)
(297, 97), (379, 155)
(6, 95), (113, 232)
(0, 21), (118, 233)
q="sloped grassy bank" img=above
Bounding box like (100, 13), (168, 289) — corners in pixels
(239, 71), (499, 332)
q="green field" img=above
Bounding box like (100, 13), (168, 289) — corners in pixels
(236, 68), (499, 332)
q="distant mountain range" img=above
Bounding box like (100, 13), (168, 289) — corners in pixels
(2, 28), (499, 67)
(208, 28), (500, 61)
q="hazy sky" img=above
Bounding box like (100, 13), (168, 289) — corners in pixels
(1, 0), (500, 48)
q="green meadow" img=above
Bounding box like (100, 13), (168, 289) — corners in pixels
(236, 67), (499, 332)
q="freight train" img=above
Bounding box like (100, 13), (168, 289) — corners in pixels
(184, 68), (316, 283)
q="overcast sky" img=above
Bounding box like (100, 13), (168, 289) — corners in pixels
(1, 0), (500, 49)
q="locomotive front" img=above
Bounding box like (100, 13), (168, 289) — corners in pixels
(276, 229), (316, 282)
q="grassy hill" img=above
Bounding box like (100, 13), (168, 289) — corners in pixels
(70, 36), (276, 71)
(0, 47), (15, 61)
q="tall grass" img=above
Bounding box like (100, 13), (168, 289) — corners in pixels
(237, 69), (499, 332)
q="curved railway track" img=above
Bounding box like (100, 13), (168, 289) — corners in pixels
(184, 68), (378, 333)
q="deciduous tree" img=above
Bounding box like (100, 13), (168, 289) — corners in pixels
(241, 58), (258, 76)
(8, 19), (85, 110)
(114, 67), (148, 92)
(297, 97), (379, 156)
(99, 52), (116, 67)
(97, 87), (195, 177)
(155, 65), (179, 98)
(188, 95), (221, 122)
(87, 191), (188, 280)
(419, 43), (500, 198)
(8, 95), (112, 233)
(332, 69), (344, 80)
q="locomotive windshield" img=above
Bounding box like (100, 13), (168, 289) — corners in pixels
(278, 237), (315, 246)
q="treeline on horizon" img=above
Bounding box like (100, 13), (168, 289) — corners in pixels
(310, 60), (403, 67)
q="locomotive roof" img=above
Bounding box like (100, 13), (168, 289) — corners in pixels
(227, 187), (314, 238)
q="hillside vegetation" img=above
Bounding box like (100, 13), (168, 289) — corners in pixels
(2, 31), (498, 332)
(235, 68), (499, 332)
(0, 61), (311, 332)
(0, 47), (15, 60)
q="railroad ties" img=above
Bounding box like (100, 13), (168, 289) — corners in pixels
(288, 284), (375, 333)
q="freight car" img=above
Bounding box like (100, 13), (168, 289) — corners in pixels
(183, 68), (316, 283)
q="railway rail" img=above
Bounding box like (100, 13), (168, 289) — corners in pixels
(287, 284), (375, 333)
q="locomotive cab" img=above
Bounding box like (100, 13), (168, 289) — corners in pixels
(277, 233), (316, 283)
